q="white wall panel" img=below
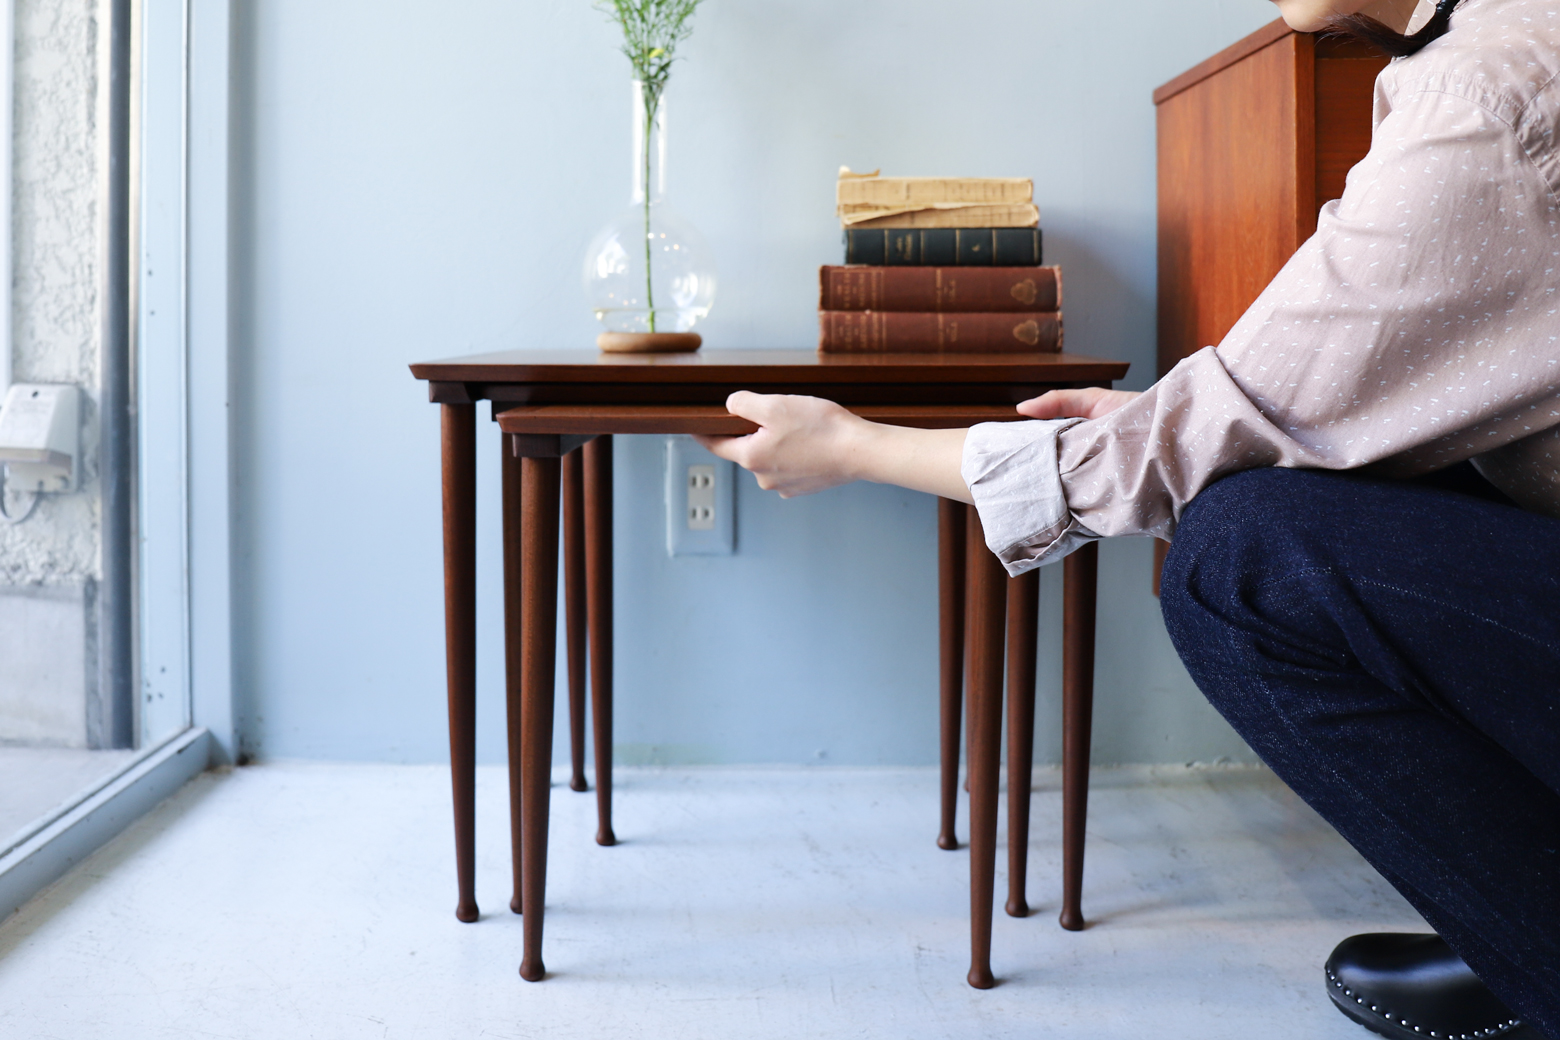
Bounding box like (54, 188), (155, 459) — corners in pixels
(228, 0), (1279, 765)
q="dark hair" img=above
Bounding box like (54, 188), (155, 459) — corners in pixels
(1327, 0), (1461, 57)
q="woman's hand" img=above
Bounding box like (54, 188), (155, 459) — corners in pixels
(697, 391), (973, 502)
(696, 392), (873, 498)
(1016, 387), (1140, 420)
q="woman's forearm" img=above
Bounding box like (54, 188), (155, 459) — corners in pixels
(845, 422), (972, 503)
(696, 392), (971, 501)
(849, 385), (1141, 503)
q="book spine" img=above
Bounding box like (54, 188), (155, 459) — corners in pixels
(993, 228), (1044, 266)
(836, 177), (1034, 208)
(921, 229), (958, 265)
(818, 311), (1063, 353)
(843, 228), (1042, 266)
(819, 266), (1062, 313)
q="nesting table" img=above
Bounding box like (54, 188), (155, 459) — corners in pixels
(408, 348), (1129, 987)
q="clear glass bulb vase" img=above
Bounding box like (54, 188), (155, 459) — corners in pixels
(583, 81), (716, 350)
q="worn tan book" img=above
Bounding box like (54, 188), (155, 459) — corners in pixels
(836, 168), (1033, 208)
(842, 203), (1041, 229)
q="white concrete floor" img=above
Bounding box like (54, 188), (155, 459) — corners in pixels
(0, 746), (139, 852)
(0, 763), (1426, 1040)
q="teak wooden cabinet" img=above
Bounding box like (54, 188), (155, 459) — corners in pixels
(1151, 20), (1387, 587)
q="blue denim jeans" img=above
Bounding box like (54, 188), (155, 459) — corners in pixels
(1160, 466), (1560, 1038)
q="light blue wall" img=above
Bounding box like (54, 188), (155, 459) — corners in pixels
(229, 0), (1278, 765)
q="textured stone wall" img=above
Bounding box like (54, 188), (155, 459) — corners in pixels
(2, 0), (102, 587)
(0, 0), (104, 746)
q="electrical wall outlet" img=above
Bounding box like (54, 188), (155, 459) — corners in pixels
(687, 464), (716, 530)
(665, 436), (735, 556)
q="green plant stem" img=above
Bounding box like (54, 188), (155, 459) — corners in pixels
(643, 97), (656, 333)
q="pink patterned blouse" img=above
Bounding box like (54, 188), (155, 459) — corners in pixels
(962, 0), (1560, 573)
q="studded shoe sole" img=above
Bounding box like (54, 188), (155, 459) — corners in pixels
(1327, 966), (1532, 1040)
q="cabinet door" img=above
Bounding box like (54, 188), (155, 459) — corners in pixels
(1156, 30), (1309, 379)
(1150, 24), (1383, 592)
(1313, 45), (1389, 213)
(1155, 26), (1385, 377)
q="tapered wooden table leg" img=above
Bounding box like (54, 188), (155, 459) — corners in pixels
(964, 513), (979, 794)
(937, 497), (967, 851)
(519, 456), (562, 982)
(965, 506), (1006, 990)
(584, 436), (616, 847)
(501, 435), (525, 914)
(1005, 569), (1039, 918)
(562, 449), (588, 793)
(441, 404), (480, 924)
(1059, 541), (1099, 932)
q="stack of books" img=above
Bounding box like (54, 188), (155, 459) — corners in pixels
(820, 169), (1061, 353)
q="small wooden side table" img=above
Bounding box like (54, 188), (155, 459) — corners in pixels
(409, 350), (1129, 987)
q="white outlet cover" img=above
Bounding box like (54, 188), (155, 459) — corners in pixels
(665, 437), (735, 556)
(0, 383), (80, 492)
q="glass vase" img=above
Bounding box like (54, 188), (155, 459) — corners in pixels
(582, 81), (716, 351)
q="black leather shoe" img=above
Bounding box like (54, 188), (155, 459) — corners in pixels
(1326, 933), (1539, 1040)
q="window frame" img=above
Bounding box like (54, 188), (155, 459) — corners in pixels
(0, 0), (234, 921)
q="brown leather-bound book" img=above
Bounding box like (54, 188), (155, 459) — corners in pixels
(820, 265), (1061, 313)
(818, 311), (1063, 353)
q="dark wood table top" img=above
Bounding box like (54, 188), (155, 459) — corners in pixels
(412, 349), (1130, 406)
(411, 348), (1128, 383)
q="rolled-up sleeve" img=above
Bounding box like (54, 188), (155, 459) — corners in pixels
(960, 418), (1098, 574)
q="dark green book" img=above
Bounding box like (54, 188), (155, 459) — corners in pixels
(843, 228), (1043, 266)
